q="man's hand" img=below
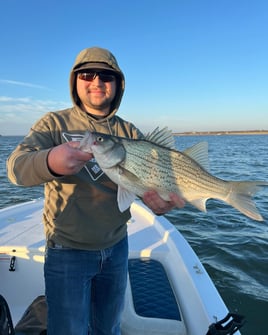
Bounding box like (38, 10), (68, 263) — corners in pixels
(47, 142), (93, 176)
(142, 190), (185, 215)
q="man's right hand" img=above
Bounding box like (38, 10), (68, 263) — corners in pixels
(47, 142), (93, 176)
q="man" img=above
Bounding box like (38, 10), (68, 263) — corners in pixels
(7, 47), (184, 335)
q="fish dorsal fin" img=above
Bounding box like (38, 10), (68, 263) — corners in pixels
(145, 127), (175, 149)
(183, 142), (210, 171)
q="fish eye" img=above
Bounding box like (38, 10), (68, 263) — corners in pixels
(97, 136), (104, 142)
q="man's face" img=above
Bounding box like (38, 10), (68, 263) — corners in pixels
(76, 70), (117, 117)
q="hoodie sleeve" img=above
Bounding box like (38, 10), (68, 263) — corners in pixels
(7, 113), (62, 186)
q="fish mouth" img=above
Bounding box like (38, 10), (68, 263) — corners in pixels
(85, 132), (95, 146)
(79, 131), (95, 153)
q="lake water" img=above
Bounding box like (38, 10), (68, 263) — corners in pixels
(1, 134), (268, 335)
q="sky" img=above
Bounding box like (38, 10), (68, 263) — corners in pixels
(0, 0), (267, 135)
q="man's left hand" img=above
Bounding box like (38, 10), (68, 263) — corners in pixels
(142, 190), (185, 215)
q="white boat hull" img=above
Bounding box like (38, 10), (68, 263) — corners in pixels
(0, 199), (238, 335)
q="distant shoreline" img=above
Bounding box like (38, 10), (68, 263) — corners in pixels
(174, 130), (268, 136)
(1, 130), (268, 137)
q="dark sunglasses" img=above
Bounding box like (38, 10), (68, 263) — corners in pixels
(77, 71), (116, 83)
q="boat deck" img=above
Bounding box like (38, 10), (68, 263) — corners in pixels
(0, 199), (236, 335)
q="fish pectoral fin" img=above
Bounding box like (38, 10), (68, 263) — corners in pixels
(189, 198), (208, 212)
(117, 186), (136, 212)
(117, 168), (141, 212)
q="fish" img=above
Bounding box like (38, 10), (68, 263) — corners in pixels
(79, 127), (268, 221)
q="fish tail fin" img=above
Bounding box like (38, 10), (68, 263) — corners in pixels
(226, 181), (268, 221)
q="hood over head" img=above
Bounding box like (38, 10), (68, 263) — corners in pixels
(70, 47), (125, 118)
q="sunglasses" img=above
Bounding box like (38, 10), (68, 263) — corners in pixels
(77, 71), (116, 83)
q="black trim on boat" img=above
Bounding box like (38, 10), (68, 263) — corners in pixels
(206, 313), (246, 335)
(9, 256), (16, 272)
(0, 294), (15, 335)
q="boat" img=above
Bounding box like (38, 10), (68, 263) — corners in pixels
(0, 199), (244, 335)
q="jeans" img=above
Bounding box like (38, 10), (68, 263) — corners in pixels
(44, 236), (128, 335)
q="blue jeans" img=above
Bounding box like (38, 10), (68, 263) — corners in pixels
(44, 236), (128, 335)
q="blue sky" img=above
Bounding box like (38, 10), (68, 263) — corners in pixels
(0, 0), (267, 135)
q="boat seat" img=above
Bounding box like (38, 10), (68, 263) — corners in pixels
(121, 258), (187, 335)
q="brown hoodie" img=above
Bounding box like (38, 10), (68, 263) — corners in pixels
(7, 47), (143, 250)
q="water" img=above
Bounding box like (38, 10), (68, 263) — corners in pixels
(0, 136), (44, 208)
(1, 135), (268, 335)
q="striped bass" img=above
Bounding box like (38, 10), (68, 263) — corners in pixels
(79, 127), (267, 221)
